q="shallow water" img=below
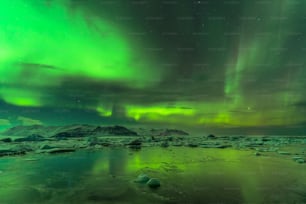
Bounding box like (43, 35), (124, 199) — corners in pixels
(0, 147), (305, 204)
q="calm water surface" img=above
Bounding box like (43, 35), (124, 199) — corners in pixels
(0, 147), (305, 204)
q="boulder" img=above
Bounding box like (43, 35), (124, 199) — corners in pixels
(135, 174), (150, 183)
(207, 134), (216, 139)
(147, 178), (161, 188)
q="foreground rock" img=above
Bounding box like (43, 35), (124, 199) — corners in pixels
(147, 178), (161, 188)
(207, 134), (216, 139)
(134, 174), (150, 183)
(134, 174), (161, 188)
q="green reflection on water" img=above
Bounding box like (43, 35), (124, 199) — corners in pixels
(0, 147), (305, 204)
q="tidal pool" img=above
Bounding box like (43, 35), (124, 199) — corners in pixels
(0, 147), (305, 204)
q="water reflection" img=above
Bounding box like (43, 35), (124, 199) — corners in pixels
(108, 149), (128, 176)
(0, 148), (305, 204)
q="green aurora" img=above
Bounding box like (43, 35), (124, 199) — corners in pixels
(1, 0), (306, 134)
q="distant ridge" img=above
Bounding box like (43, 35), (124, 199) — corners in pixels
(1, 125), (189, 137)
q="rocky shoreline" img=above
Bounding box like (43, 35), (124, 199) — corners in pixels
(0, 125), (305, 164)
(1, 134), (306, 164)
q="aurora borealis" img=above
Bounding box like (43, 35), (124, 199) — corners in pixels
(1, 0), (306, 134)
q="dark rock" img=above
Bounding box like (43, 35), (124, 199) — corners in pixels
(13, 145), (33, 152)
(128, 139), (142, 146)
(0, 149), (14, 157)
(216, 144), (232, 149)
(1, 125), (190, 139)
(40, 144), (54, 150)
(47, 148), (76, 154)
(52, 126), (96, 138)
(100, 142), (111, 147)
(52, 132), (74, 139)
(0, 138), (12, 143)
(188, 143), (198, 148)
(128, 145), (141, 150)
(262, 137), (271, 142)
(243, 142), (264, 148)
(254, 152), (261, 156)
(147, 178), (161, 188)
(296, 159), (305, 164)
(93, 125), (138, 136)
(0, 149), (26, 157)
(14, 134), (46, 142)
(229, 136), (241, 141)
(207, 134), (216, 139)
(152, 137), (160, 142)
(161, 141), (169, 148)
(135, 174), (150, 183)
(200, 144), (232, 149)
(172, 142), (183, 146)
(126, 139), (142, 150)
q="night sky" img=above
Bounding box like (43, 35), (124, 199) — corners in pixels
(1, 0), (306, 134)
